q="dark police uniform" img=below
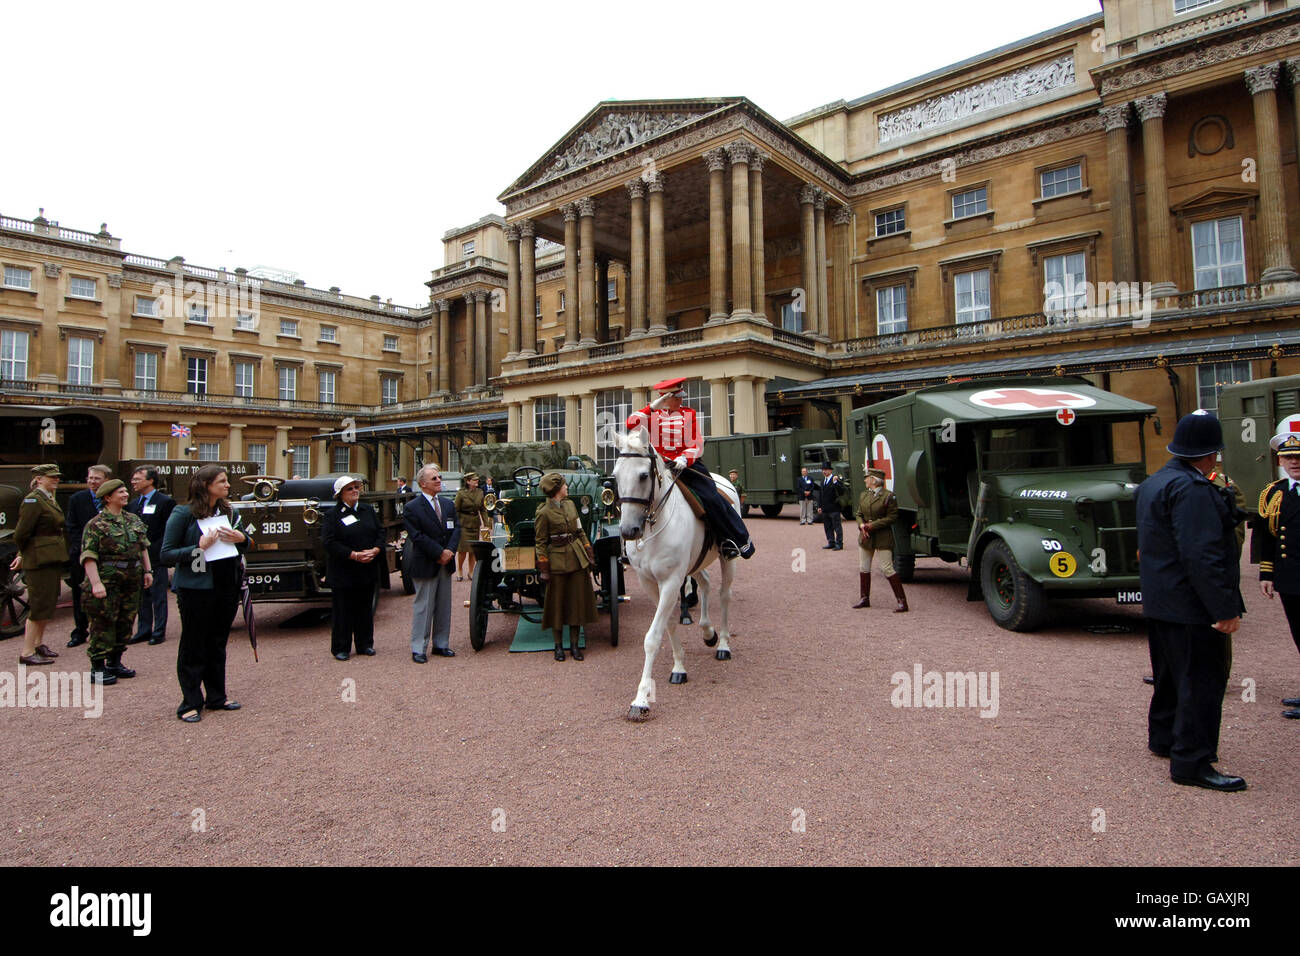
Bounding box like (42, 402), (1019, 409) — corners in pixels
(534, 487), (596, 659)
(81, 508), (149, 672)
(817, 470), (845, 549)
(320, 499), (386, 657)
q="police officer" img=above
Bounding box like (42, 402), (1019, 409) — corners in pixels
(535, 473), (597, 661)
(854, 468), (908, 612)
(1258, 432), (1300, 719)
(80, 478), (153, 685)
(454, 472), (485, 582)
(12, 463), (67, 665)
(1136, 410), (1246, 792)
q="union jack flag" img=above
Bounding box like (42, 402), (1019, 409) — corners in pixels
(170, 423), (191, 438)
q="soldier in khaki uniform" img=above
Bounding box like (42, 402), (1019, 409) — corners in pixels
(80, 479), (154, 685)
(535, 473), (597, 661)
(853, 468), (908, 612)
(454, 472), (486, 582)
(12, 463), (68, 665)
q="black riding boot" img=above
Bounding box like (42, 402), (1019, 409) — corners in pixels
(554, 630), (565, 662)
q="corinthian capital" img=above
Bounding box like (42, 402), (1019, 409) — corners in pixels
(1099, 103), (1130, 132)
(561, 202), (578, 223)
(725, 141), (753, 165)
(433, 298), (449, 312)
(749, 150), (768, 173)
(517, 218), (536, 238)
(704, 148), (727, 172)
(833, 205), (851, 226)
(798, 183), (818, 206)
(1245, 62), (1280, 95)
(504, 223), (520, 242)
(1135, 92), (1167, 122)
(626, 179), (645, 200)
(813, 189), (826, 211)
(646, 171), (666, 193)
(577, 196), (597, 217)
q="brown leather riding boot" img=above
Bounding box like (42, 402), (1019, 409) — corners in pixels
(851, 573), (871, 609)
(887, 574), (908, 613)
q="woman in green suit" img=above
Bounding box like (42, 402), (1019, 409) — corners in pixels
(11, 463), (68, 665)
(534, 473), (597, 661)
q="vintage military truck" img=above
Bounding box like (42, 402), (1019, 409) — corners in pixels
(847, 377), (1154, 630)
(458, 440), (595, 493)
(701, 428), (848, 517)
(232, 473), (406, 608)
(1218, 372), (1300, 506)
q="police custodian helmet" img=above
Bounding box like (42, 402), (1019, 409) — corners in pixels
(1166, 409), (1224, 459)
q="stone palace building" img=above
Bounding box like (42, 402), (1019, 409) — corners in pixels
(3, 0), (1299, 483)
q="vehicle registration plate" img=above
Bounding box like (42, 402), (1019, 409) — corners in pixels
(246, 571), (304, 593)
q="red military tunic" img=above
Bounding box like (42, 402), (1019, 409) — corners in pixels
(626, 405), (703, 466)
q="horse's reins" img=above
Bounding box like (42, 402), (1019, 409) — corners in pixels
(616, 447), (686, 545)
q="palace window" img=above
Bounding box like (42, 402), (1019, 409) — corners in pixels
(187, 303), (209, 323)
(607, 278), (618, 301)
(319, 325), (337, 343)
(291, 444), (310, 477)
(144, 440), (169, 459)
(236, 312), (256, 331)
(186, 356), (207, 395)
(1040, 163), (1083, 199)
(780, 301), (803, 332)
(875, 208), (906, 237)
(198, 442), (220, 461)
(1174, 0), (1219, 13)
(462, 240), (475, 257)
(876, 285), (908, 334)
(951, 186), (988, 220)
(954, 269), (991, 324)
(1192, 216), (1245, 290)
(535, 296), (542, 318)
(684, 379), (711, 437)
(1197, 361), (1251, 414)
(279, 318), (299, 337)
(319, 369), (336, 404)
(233, 361), (255, 398)
(135, 296), (157, 317)
(278, 365), (298, 401)
(1043, 252), (1088, 315)
(595, 388), (632, 472)
(383, 334), (399, 351)
(1, 330), (29, 380)
(381, 377), (399, 405)
(68, 276), (97, 300)
(4, 265), (33, 289)
(68, 336), (94, 385)
(134, 351), (158, 391)
(247, 444), (268, 473)
(558, 291), (566, 312)
(534, 397), (565, 442)
(332, 446), (350, 473)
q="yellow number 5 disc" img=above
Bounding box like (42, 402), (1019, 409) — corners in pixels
(1049, 552), (1077, 578)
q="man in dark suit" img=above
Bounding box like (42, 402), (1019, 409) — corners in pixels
(65, 464), (111, 647)
(1137, 410), (1246, 792)
(815, 462), (844, 550)
(404, 464), (460, 663)
(126, 466), (176, 645)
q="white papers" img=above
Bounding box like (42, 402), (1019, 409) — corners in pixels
(197, 515), (239, 562)
(341, 514), (358, 526)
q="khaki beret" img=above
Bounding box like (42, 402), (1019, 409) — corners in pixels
(540, 473), (565, 497)
(96, 478), (126, 499)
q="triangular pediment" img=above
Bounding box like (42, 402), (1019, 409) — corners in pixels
(1171, 186), (1257, 214)
(500, 98), (745, 200)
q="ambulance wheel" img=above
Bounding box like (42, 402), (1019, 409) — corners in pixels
(760, 504), (782, 518)
(979, 539), (1047, 632)
(0, 543), (27, 640)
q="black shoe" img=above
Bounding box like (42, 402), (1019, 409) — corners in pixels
(357, 647), (376, 656)
(1284, 709), (1300, 719)
(554, 646), (566, 662)
(90, 667), (116, 686)
(572, 642), (584, 661)
(1142, 675), (1155, 685)
(412, 653), (428, 664)
(109, 661), (136, 679)
(834, 543), (843, 550)
(1282, 696), (1300, 707)
(125, 634), (150, 645)
(178, 710), (201, 723)
(333, 652), (349, 661)
(431, 647), (456, 657)
(1172, 769), (1246, 792)
(148, 635), (166, 645)
(205, 700), (240, 711)
(66, 635), (87, 648)
(822, 543), (836, 550)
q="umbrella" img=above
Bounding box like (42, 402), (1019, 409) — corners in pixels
(240, 576), (259, 662)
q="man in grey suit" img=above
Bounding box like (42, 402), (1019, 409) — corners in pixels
(404, 464), (460, 662)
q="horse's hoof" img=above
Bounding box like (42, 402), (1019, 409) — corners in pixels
(626, 706), (650, 721)
(669, 672), (687, 684)
(679, 614), (693, 625)
(703, 629), (719, 647)
(715, 649), (731, 661)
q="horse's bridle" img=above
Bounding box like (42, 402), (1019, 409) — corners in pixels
(615, 447), (685, 530)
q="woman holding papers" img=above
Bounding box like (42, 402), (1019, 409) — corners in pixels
(161, 465), (251, 723)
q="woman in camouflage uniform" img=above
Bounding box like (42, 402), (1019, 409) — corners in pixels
(534, 473), (597, 661)
(81, 479), (154, 684)
(454, 472), (485, 582)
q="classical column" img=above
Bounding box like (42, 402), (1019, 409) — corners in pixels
(519, 219), (537, 357)
(1100, 103), (1138, 286)
(727, 142), (754, 320)
(832, 205), (852, 341)
(578, 198), (597, 347)
(750, 150), (768, 324)
(507, 402), (521, 442)
(122, 419), (141, 459)
(631, 387), (649, 418)
(580, 391), (597, 460)
(274, 425), (292, 478)
(504, 223), (521, 360)
(705, 148), (728, 324)
(733, 374), (756, 434)
(708, 380), (730, 436)
(814, 191), (829, 339)
(626, 182), (647, 338)
(228, 422), (244, 460)
(798, 185), (820, 338)
(561, 204), (580, 350)
(597, 255), (610, 342)
(1245, 63), (1298, 281)
(647, 172), (668, 332)
(752, 378), (768, 432)
(1136, 93), (1176, 296)
(564, 394), (580, 450)
(521, 399), (535, 442)
(462, 292), (477, 388)
(436, 299), (450, 394)
(473, 290), (488, 386)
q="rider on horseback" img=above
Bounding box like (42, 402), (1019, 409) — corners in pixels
(626, 377), (756, 560)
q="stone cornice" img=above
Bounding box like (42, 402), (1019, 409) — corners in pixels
(0, 233), (124, 269)
(425, 265), (508, 298)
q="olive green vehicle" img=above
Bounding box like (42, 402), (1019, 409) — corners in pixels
(458, 440), (597, 491)
(1218, 372), (1300, 506)
(0, 482), (29, 638)
(701, 428), (848, 517)
(847, 376), (1154, 630)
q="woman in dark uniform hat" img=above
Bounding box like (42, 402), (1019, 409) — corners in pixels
(454, 472), (485, 582)
(320, 475), (385, 661)
(11, 463), (67, 665)
(534, 473), (597, 661)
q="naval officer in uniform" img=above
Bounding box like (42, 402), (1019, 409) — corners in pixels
(1258, 431), (1300, 719)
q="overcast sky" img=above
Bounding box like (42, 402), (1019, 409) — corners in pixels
(5, 0), (1101, 305)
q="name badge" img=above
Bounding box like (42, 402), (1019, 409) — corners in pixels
(341, 514), (358, 526)
(143, 504), (157, 515)
(446, 520), (455, 530)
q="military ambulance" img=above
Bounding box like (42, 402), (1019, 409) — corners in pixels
(847, 376), (1154, 630)
(1218, 372), (1300, 505)
(701, 428), (848, 517)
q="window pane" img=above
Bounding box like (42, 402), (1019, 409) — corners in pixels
(234, 362), (254, 397)
(595, 388), (632, 472)
(68, 337), (94, 384)
(70, 277), (96, 298)
(279, 366), (297, 400)
(332, 446), (350, 472)
(4, 266), (32, 289)
(291, 445), (309, 477)
(875, 208), (905, 236)
(134, 351), (157, 390)
(144, 440), (169, 459)
(319, 370), (336, 404)
(186, 357), (207, 394)
(952, 187), (987, 218)
(534, 396), (566, 443)
(1, 330), (29, 380)
(247, 444), (267, 473)
(684, 379), (711, 437)
(198, 442), (220, 461)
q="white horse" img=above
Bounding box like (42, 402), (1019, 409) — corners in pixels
(614, 426), (737, 720)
